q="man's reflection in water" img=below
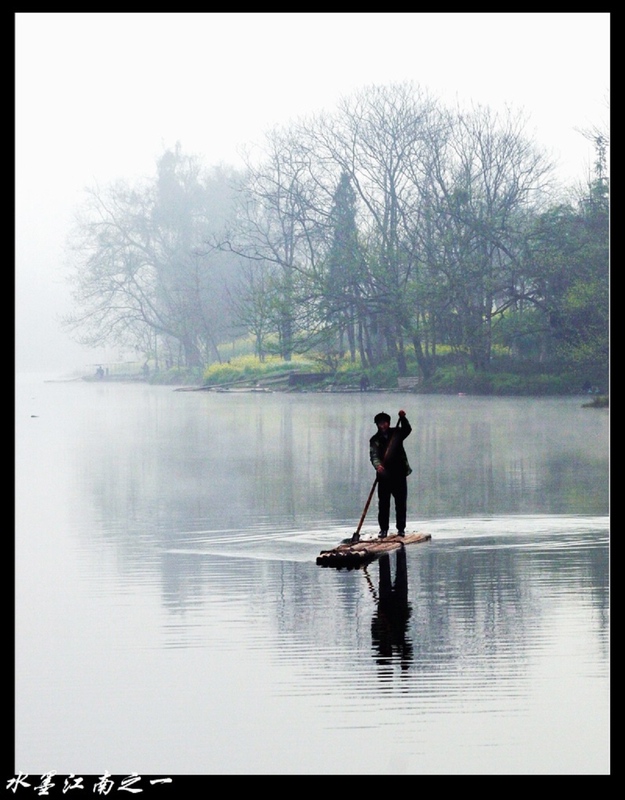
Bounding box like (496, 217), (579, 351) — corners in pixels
(369, 548), (413, 672)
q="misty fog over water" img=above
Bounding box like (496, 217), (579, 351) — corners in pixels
(15, 375), (609, 774)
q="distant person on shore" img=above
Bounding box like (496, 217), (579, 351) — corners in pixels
(369, 410), (412, 538)
(360, 374), (370, 392)
(95, 365), (104, 379)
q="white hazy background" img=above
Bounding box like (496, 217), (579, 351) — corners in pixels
(15, 12), (610, 375)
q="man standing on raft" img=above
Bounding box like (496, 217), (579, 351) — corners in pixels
(369, 410), (412, 538)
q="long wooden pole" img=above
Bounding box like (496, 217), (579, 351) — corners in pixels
(352, 477), (378, 543)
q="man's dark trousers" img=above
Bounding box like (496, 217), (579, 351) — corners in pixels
(377, 471), (407, 533)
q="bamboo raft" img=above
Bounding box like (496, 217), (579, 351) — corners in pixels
(316, 532), (431, 568)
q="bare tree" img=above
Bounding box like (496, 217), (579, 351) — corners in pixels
(417, 103), (555, 371)
(310, 82), (442, 375)
(63, 146), (245, 368)
(214, 125), (335, 360)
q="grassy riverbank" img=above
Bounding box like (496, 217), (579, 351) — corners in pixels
(143, 352), (608, 401)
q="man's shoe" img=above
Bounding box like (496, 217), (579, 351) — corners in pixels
(379, 530), (388, 539)
(397, 530), (405, 537)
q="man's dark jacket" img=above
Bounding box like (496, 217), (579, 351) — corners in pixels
(369, 416), (412, 475)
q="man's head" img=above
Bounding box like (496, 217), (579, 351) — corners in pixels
(374, 412), (391, 432)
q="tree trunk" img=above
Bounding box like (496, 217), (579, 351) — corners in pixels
(181, 335), (203, 368)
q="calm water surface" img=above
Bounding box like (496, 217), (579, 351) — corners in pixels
(15, 375), (609, 775)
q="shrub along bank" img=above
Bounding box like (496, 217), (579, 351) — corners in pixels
(147, 353), (607, 398)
